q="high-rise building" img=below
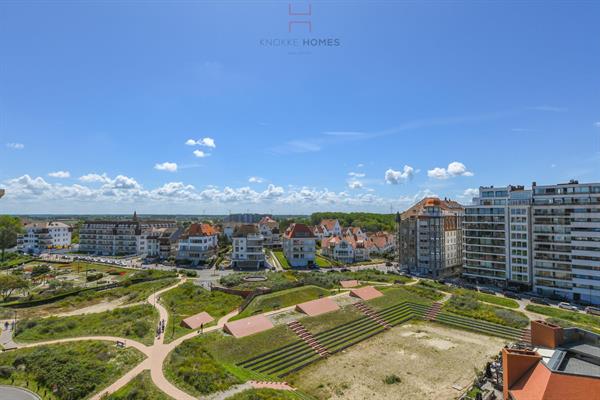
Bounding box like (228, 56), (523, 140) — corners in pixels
(463, 181), (600, 305)
(399, 197), (464, 279)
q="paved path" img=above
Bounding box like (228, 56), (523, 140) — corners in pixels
(0, 385), (41, 400)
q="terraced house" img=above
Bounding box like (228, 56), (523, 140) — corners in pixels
(399, 197), (464, 278)
(463, 180), (600, 305)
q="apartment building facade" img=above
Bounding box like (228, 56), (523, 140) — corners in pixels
(231, 224), (265, 270)
(79, 213), (176, 256)
(399, 197), (464, 278)
(176, 223), (218, 265)
(259, 216), (281, 248)
(17, 221), (72, 254)
(463, 181), (600, 305)
(282, 223), (316, 267)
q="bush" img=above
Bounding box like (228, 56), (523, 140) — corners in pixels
(383, 374), (401, 384)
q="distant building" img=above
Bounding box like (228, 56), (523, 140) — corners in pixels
(344, 227), (367, 240)
(322, 233), (374, 264)
(282, 223), (316, 267)
(502, 320), (600, 400)
(176, 223), (218, 265)
(320, 219), (342, 237)
(224, 213), (265, 224)
(367, 232), (396, 255)
(399, 197), (464, 279)
(17, 221), (72, 254)
(231, 224), (265, 270)
(259, 216), (281, 248)
(0, 189), (4, 199)
(79, 212), (176, 256)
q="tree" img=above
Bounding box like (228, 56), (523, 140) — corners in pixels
(0, 216), (22, 261)
(0, 274), (29, 300)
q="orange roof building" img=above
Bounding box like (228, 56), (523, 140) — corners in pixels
(503, 320), (600, 400)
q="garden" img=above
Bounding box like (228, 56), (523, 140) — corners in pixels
(525, 304), (600, 333)
(444, 292), (529, 328)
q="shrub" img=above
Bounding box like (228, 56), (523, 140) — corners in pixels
(383, 374), (401, 384)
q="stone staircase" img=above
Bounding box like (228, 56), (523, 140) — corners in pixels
(287, 321), (329, 357)
(424, 302), (443, 321)
(353, 302), (392, 329)
(520, 328), (532, 345)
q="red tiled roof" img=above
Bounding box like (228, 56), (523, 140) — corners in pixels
(180, 312), (214, 329)
(401, 197), (464, 218)
(510, 361), (600, 400)
(223, 315), (274, 338)
(350, 286), (384, 300)
(182, 223), (217, 238)
(295, 297), (340, 316)
(284, 223), (315, 239)
(320, 219), (338, 231)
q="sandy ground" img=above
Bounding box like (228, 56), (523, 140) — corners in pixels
(288, 322), (507, 400)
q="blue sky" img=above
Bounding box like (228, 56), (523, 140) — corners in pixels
(1, 1), (599, 214)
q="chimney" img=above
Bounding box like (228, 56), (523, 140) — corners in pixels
(530, 320), (564, 349)
(502, 348), (542, 400)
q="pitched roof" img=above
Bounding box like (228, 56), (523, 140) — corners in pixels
(350, 286), (384, 300)
(181, 223), (217, 238)
(295, 297), (340, 316)
(401, 197), (464, 218)
(320, 219), (339, 231)
(258, 216), (278, 229)
(284, 223), (315, 239)
(340, 280), (359, 288)
(180, 312), (214, 329)
(223, 315), (274, 338)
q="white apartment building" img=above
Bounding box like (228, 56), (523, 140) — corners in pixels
(463, 186), (532, 287)
(282, 223), (316, 267)
(463, 181), (600, 305)
(17, 221), (72, 254)
(176, 223), (218, 265)
(231, 224), (265, 270)
(79, 212), (176, 256)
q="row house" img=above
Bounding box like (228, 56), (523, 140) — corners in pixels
(176, 223), (218, 265)
(321, 233), (374, 263)
(282, 223), (316, 267)
(319, 219), (342, 237)
(367, 232), (396, 255)
(17, 221), (72, 254)
(231, 224), (265, 270)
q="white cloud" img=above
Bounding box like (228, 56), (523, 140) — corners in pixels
(193, 150), (208, 158)
(186, 137), (216, 148)
(594, 122), (600, 128)
(348, 172), (365, 178)
(428, 161), (473, 179)
(530, 105), (567, 112)
(154, 162), (178, 172)
(357, 163), (364, 168)
(6, 143), (24, 150)
(79, 173), (110, 183)
(385, 165), (415, 184)
(348, 180), (363, 189)
(249, 176), (265, 183)
(48, 171), (71, 178)
(462, 188), (479, 198)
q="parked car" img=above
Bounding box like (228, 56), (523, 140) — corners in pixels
(530, 297), (550, 306)
(558, 302), (579, 311)
(503, 291), (521, 300)
(585, 306), (600, 316)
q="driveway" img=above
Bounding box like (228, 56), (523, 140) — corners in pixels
(0, 386), (40, 400)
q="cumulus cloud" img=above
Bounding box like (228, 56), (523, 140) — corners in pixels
(428, 161), (473, 179)
(48, 171), (70, 178)
(348, 180), (363, 189)
(186, 137), (216, 148)
(385, 165), (415, 184)
(462, 188), (479, 198)
(249, 176), (264, 183)
(193, 150), (209, 158)
(79, 173), (110, 183)
(154, 162), (178, 172)
(6, 143), (24, 150)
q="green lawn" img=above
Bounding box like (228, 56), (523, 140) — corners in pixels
(472, 291), (519, 309)
(300, 304), (364, 334)
(525, 304), (600, 334)
(107, 371), (171, 400)
(160, 281), (243, 343)
(0, 254), (34, 269)
(445, 293), (529, 328)
(224, 389), (298, 399)
(0, 340), (144, 400)
(368, 286), (438, 309)
(272, 250), (291, 269)
(219, 272), (299, 291)
(164, 336), (243, 396)
(15, 304), (159, 345)
(233, 285), (330, 320)
(315, 255), (336, 267)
